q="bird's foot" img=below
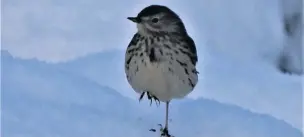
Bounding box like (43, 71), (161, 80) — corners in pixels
(139, 91), (160, 106)
(158, 124), (173, 137)
(149, 124), (174, 137)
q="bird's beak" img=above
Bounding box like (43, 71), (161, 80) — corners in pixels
(127, 17), (140, 23)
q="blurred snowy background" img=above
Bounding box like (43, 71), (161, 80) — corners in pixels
(1, 0), (303, 137)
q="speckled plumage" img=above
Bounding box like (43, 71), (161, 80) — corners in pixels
(125, 33), (198, 102)
(124, 5), (198, 137)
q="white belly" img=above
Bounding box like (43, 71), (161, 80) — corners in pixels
(126, 57), (196, 102)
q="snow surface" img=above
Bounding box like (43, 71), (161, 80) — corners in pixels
(2, 51), (302, 137)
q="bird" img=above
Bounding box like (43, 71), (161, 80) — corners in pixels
(124, 5), (198, 137)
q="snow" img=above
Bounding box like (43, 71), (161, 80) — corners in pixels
(2, 51), (303, 137)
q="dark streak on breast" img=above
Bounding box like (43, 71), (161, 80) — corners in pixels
(126, 55), (133, 66)
(136, 66), (139, 72)
(188, 78), (194, 88)
(174, 49), (179, 54)
(145, 39), (148, 45)
(164, 44), (171, 49)
(156, 37), (160, 42)
(168, 67), (173, 73)
(159, 49), (163, 55)
(150, 37), (154, 45)
(184, 68), (189, 75)
(176, 60), (187, 67)
(149, 48), (157, 62)
(178, 48), (196, 65)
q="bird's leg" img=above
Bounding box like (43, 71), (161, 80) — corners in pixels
(160, 101), (172, 137)
(165, 101), (169, 128)
(150, 101), (174, 136)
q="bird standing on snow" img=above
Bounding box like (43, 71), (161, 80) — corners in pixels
(124, 5), (198, 137)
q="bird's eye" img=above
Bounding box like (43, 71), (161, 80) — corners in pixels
(151, 18), (159, 23)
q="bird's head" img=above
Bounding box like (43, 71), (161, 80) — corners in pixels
(128, 5), (187, 36)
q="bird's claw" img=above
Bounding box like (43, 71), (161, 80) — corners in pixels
(147, 92), (160, 106)
(139, 92), (146, 102)
(151, 95), (160, 106)
(139, 91), (160, 106)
